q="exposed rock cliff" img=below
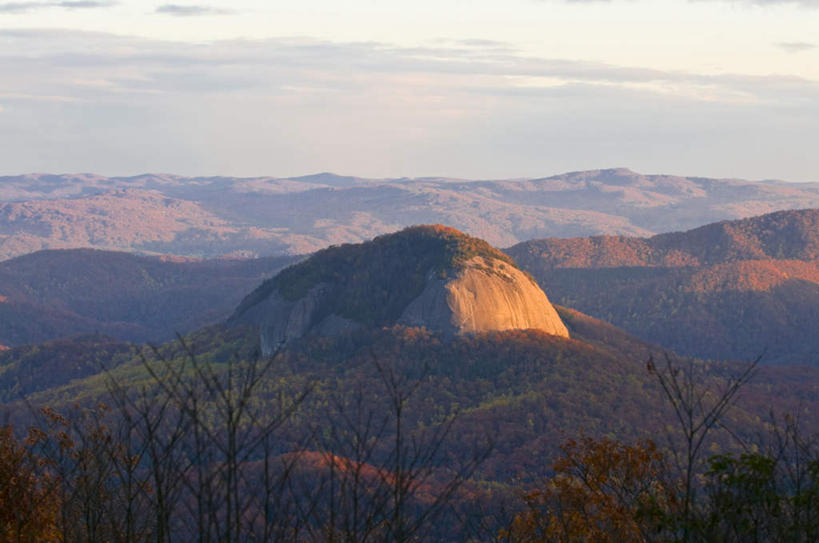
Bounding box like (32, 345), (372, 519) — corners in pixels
(230, 225), (568, 354)
(399, 256), (568, 337)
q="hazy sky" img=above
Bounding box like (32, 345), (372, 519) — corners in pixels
(1, 0), (818, 181)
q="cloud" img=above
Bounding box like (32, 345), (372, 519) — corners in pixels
(742, 0), (819, 5)
(60, 1), (111, 6)
(0, 1), (43, 11)
(539, 0), (819, 6)
(0, 0), (112, 12)
(776, 41), (816, 52)
(155, 4), (231, 16)
(1, 29), (817, 181)
(0, 29), (815, 106)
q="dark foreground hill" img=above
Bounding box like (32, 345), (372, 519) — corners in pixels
(3, 308), (808, 454)
(507, 208), (819, 364)
(0, 249), (297, 346)
(6, 309), (819, 513)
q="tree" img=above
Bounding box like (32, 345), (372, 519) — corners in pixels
(702, 413), (819, 542)
(505, 353), (762, 542)
(0, 425), (60, 542)
(300, 357), (492, 542)
(647, 353), (758, 539)
(119, 339), (312, 542)
(504, 437), (674, 542)
(17, 336), (312, 542)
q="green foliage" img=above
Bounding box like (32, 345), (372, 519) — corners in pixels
(3, 293), (819, 541)
(701, 451), (819, 541)
(0, 335), (134, 402)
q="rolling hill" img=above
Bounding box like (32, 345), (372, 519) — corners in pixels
(507, 209), (819, 364)
(0, 249), (298, 346)
(2, 168), (818, 260)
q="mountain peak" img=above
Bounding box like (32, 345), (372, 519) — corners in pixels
(231, 225), (568, 354)
(286, 172), (372, 186)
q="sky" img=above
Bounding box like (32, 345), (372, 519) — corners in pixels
(0, 0), (818, 181)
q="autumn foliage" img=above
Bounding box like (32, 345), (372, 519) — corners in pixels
(504, 438), (674, 542)
(0, 425), (60, 542)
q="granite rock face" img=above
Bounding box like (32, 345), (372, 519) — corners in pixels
(231, 226), (569, 355)
(398, 257), (568, 338)
(231, 283), (326, 355)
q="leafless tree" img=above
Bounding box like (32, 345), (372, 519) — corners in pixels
(300, 356), (493, 542)
(647, 352), (759, 540)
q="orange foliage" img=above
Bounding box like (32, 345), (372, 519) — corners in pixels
(505, 438), (675, 542)
(0, 426), (60, 542)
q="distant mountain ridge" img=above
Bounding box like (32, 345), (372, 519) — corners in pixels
(507, 209), (819, 364)
(3, 210), (818, 364)
(510, 208), (819, 269)
(2, 168), (818, 260)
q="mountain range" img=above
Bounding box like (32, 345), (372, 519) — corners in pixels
(3, 221), (819, 540)
(2, 168), (818, 260)
(508, 208), (819, 364)
(4, 227), (815, 472)
(1, 208), (818, 369)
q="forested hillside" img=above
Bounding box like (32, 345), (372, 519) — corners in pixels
(4, 308), (819, 540)
(0, 249), (298, 346)
(508, 209), (819, 364)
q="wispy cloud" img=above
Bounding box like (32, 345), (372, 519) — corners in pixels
(155, 4), (231, 16)
(776, 41), (816, 52)
(61, 0), (111, 6)
(0, 29), (815, 106)
(545, 0), (819, 6)
(742, 0), (819, 5)
(0, 29), (817, 180)
(0, 0), (112, 12)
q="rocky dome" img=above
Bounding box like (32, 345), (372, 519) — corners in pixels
(230, 225), (568, 354)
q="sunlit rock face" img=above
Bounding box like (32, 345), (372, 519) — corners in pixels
(398, 256), (568, 338)
(230, 225), (568, 355)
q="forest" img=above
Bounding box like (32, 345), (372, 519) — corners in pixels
(3, 216), (819, 541)
(2, 320), (819, 542)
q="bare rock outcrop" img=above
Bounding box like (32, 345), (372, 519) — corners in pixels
(399, 257), (568, 338)
(230, 225), (568, 355)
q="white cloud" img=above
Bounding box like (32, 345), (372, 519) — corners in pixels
(1, 29), (815, 105)
(776, 41), (816, 52)
(155, 4), (232, 16)
(0, 1), (113, 13)
(0, 29), (817, 181)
